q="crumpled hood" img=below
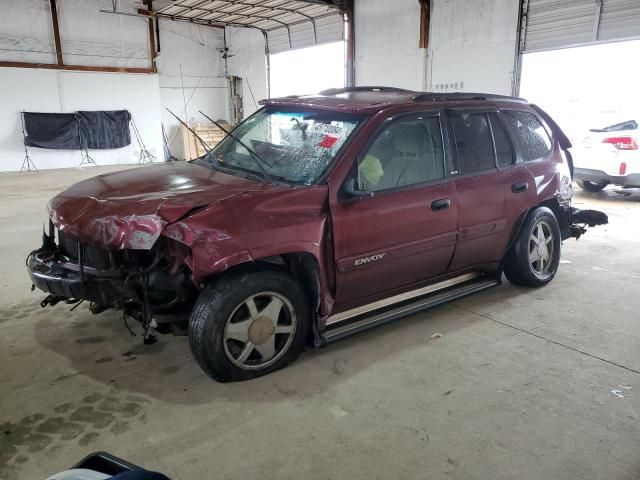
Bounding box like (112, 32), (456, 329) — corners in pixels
(49, 162), (280, 249)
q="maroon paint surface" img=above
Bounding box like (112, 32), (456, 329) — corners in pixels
(47, 92), (573, 318)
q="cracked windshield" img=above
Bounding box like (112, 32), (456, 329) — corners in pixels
(211, 109), (360, 184)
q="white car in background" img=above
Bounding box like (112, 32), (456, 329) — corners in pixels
(573, 119), (639, 191)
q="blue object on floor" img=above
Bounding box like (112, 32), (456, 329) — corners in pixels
(111, 471), (170, 480)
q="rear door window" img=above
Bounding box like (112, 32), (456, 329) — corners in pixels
(489, 114), (515, 168)
(450, 113), (496, 174)
(503, 110), (552, 161)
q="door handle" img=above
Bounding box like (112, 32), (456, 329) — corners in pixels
(431, 198), (451, 212)
(511, 182), (529, 193)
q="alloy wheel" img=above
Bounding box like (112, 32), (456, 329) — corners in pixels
(529, 220), (555, 278)
(222, 292), (297, 370)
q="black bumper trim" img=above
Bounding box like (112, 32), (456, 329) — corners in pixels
(28, 252), (125, 305)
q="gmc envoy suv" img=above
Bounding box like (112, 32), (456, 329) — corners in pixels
(27, 87), (607, 381)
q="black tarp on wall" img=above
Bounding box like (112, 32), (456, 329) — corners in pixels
(24, 113), (81, 150)
(77, 110), (131, 149)
(23, 110), (131, 150)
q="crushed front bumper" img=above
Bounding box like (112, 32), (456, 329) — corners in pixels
(27, 250), (125, 305)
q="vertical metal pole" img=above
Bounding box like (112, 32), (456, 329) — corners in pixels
(512, 0), (529, 97)
(223, 28), (234, 124)
(419, 0), (431, 91)
(263, 30), (271, 98)
(344, 0), (355, 87)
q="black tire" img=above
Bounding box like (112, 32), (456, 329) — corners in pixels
(503, 207), (562, 288)
(189, 269), (310, 382)
(577, 180), (607, 192)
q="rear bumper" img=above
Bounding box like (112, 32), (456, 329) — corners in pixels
(27, 251), (125, 305)
(574, 168), (640, 187)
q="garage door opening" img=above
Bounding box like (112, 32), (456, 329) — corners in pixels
(269, 41), (345, 98)
(519, 40), (640, 143)
(520, 40), (640, 192)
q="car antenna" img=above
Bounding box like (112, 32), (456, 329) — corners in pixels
(165, 108), (213, 159)
(199, 111), (274, 178)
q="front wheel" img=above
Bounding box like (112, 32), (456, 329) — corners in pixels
(189, 270), (310, 382)
(577, 180), (608, 192)
(503, 207), (562, 287)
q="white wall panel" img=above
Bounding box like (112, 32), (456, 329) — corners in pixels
(0, 0), (56, 64)
(0, 68), (163, 172)
(429, 41), (517, 94)
(354, 0), (426, 90)
(0, 4), (235, 170)
(156, 20), (228, 160)
(57, 0), (150, 68)
(428, 0), (519, 95)
(226, 27), (268, 117)
(354, 0), (519, 95)
(357, 51), (427, 91)
(0, 0), (151, 68)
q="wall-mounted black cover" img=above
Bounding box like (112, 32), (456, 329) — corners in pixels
(23, 110), (131, 150)
(24, 112), (81, 149)
(77, 110), (131, 149)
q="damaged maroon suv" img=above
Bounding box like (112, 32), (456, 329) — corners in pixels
(27, 87), (607, 382)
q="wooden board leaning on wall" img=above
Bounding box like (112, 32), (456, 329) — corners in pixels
(181, 121), (230, 160)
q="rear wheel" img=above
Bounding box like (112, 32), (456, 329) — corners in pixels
(189, 270), (310, 382)
(504, 207), (562, 287)
(577, 180), (608, 192)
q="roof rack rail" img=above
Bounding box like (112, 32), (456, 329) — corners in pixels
(411, 92), (527, 103)
(319, 86), (414, 96)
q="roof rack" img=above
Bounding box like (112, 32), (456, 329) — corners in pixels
(411, 92), (528, 103)
(319, 86), (414, 96)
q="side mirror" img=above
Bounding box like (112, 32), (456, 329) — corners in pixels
(341, 178), (373, 200)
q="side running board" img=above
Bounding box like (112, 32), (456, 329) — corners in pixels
(322, 272), (500, 343)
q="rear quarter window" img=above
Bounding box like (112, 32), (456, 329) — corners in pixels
(503, 110), (553, 162)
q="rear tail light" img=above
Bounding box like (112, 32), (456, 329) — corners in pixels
(620, 162), (627, 175)
(603, 136), (638, 150)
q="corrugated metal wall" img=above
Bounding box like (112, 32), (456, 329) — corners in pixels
(267, 13), (344, 53)
(522, 0), (640, 52)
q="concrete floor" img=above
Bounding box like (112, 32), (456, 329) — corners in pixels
(1, 165), (639, 480)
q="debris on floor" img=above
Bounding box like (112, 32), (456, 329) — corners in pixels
(430, 333), (443, 340)
(610, 385), (631, 398)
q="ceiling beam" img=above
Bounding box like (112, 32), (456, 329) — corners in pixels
(0, 61), (153, 74)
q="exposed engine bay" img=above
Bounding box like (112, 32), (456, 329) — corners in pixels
(29, 221), (195, 344)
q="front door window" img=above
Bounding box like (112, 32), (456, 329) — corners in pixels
(357, 115), (445, 192)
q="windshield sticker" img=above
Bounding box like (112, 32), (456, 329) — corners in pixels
(318, 135), (338, 149)
(309, 122), (344, 137)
